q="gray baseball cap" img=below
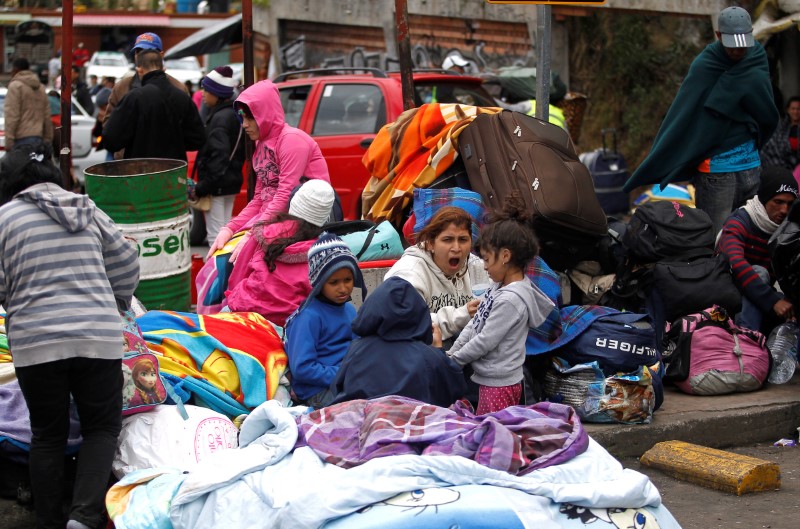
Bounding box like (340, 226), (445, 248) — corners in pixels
(718, 6), (754, 48)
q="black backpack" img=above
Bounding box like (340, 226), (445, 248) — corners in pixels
(769, 200), (800, 304)
(622, 201), (715, 262)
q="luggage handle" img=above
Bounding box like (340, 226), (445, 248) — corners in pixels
(478, 163), (494, 201)
(601, 128), (617, 158)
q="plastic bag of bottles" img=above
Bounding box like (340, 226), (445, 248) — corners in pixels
(766, 321), (799, 384)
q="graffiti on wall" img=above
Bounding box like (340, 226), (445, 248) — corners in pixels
(280, 36), (533, 74)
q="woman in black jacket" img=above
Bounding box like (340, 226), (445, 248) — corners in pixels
(192, 66), (245, 245)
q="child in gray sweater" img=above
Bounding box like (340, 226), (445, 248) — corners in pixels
(447, 195), (555, 414)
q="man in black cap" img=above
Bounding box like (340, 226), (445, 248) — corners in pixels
(717, 166), (798, 332)
(625, 6), (779, 236)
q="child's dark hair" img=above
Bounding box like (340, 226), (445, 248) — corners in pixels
(0, 143), (60, 205)
(255, 213), (324, 272)
(476, 193), (538, 270)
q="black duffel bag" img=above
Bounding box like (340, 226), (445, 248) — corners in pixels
(651, 253), (742, 322)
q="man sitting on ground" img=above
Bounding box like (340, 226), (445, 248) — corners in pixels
(717, 166), (798, 332)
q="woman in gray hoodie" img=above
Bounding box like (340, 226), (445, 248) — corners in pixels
(447, 196), (556, 415)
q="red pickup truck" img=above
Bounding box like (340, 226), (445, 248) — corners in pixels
(190, 68), (495, 244)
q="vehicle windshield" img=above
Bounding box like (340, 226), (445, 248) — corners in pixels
(95, 56), (128, 67)
(166, 58), (200, 71)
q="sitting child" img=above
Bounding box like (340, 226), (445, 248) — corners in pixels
(331, 276), (467, 407)
(284, 234), (365, 408)
(224, 179), (335, 327)
(447, 195), (556, 414)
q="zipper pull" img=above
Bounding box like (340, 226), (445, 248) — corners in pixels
(532, 177), (540, 190)
(513, 125), (522, 137)
(511, 160), (518, 171)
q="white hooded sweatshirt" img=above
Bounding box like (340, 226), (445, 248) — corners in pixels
(384, 245), (483, 340)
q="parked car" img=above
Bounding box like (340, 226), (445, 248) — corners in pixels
(0, 88), (105, 186)
(165, 57), (204, 90)
(273, 68), (496, 219)
(86, 51), (133, 82)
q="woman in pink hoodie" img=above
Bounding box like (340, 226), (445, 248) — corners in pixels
(206, 80), (330, 261)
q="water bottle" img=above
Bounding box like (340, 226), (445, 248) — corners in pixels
(767, 321), (800, 385)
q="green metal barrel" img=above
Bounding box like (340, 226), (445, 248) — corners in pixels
(85, 159), (191, 312)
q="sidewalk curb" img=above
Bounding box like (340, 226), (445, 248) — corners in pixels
(585, 400), (800, 459)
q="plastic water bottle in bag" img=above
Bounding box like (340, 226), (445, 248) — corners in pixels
(767, 321), (800, 384)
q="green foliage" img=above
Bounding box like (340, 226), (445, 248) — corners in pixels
(568, 12), (712, 169)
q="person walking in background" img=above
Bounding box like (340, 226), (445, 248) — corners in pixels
(91, 88), (112, 153)
(0, 144), (140, 529)
(71, 65), (94, 115)
(191, 66), (245, 245)
(72, 42), (90, 80)
(4, 58), (52, 152)
(760, 96), (800, 172)
(47, 51), (60, 89)
(447, 196), (556, 414)
(102, 49), (204, 161)
(88, 74), (101, 96)
(205, 79), (329, 262)
(624, 6), (779, 235)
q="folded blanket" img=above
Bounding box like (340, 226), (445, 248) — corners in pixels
(527, 305), (620, 355)
(295, 395), (588, 475)
(362, 103), (500, 224)
(137, 311), (288, 417)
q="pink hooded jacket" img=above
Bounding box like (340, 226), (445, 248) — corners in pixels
(227, 80), (329, 233)
(224, 220), (313, 327)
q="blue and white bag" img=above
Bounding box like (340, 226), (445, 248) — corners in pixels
(340, 220), (404, 262)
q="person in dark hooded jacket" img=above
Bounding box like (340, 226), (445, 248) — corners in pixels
(192, 66), (245, 245)
(330, 276), (467, 407)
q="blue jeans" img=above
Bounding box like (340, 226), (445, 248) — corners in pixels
(736, 265), (772, 332)
(694, 167), (761, 236)
(15, 358), (122, 529)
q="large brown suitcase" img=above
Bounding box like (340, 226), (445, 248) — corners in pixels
(458, 110), (608, 238)
(458, 110), (608, 270)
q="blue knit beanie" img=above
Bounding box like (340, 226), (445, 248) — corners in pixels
(307, 232), (365, 302)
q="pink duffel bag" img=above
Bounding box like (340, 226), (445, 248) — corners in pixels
(664, 307), (769, 395)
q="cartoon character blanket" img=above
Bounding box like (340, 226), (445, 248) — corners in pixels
(137, 311), (289, 417)
(106, 397), (681, 529)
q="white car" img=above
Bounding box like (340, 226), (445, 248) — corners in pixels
(165, 57), (204, 90)
(0, 88), (106, 186)
(86, 51), (134, 83)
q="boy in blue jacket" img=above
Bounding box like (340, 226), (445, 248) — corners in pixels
(285, 233), (365, 408)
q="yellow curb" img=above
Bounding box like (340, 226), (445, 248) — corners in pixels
(639, 440), (781, 496)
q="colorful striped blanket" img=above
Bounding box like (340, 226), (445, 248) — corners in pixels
(362, 103), (500, 224)
(295, 395), (588, 475)
(137, 311), (288, 418)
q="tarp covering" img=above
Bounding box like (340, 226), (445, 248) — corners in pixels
(164, 14), (242, 60)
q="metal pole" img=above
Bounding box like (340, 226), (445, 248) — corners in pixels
(534, 4), (551, 123)
(60, 0), (73, 188)
(395, 0), (414, 111)
(242, 0), (255, 200)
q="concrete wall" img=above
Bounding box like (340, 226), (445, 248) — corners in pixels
(258, 0), (566, 78)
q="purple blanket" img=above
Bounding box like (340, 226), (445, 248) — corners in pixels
(0, 380), (82, 452)
(295, 395), (588, 475)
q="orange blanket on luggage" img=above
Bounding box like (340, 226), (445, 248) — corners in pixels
(361, 103), (500, 224)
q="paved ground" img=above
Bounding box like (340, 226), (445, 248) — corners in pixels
(623, 443), (800, 529)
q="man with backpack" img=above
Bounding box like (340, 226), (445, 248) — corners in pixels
(717, 166), (798, 332)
